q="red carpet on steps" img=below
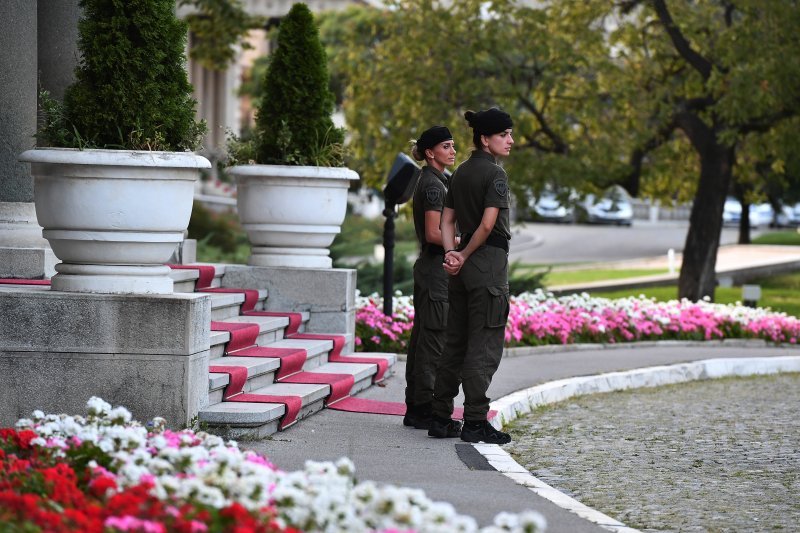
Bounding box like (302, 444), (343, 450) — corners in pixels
(232, 346), (308, 380)
(167, 264), (215, 289)
(167, 264), (417, 427)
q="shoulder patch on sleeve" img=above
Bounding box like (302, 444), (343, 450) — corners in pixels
(493, 178), (508, 198)
(425, 186), (442, 204)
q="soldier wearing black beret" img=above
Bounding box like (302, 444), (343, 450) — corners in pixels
(403, 125), (457, 430)
(428, 108), (514, 444)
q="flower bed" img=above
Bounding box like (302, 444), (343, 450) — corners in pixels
(1, 398), (545, 532)
(356, 290), (800, 352)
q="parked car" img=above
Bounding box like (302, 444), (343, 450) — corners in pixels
(751, 202), (774, 228)
(530, 190), (575, 223)
(722, 197), (774, 228)
(575, 185), (633, 226)
(774, 202), (800, 227)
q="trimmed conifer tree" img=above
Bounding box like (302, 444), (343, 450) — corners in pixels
(254, 2), (345, 166)
(54, 0), (204, 151)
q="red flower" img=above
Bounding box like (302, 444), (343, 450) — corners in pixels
(89, 473), (118, 498)
(16, 429), (37, 450)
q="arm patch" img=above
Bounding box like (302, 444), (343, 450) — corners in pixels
(425, 186), (442, 204)
(493, 179), (508, 197)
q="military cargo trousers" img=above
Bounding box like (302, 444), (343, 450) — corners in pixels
(405, 250), (450, 410)
(431, 245), (510, 422)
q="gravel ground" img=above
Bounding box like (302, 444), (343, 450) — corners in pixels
(505, 373), (800, 532)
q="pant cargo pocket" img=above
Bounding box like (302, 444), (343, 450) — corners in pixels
(486, 285), (510, 328)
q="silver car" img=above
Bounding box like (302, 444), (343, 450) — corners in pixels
(576, 185), (633, 226)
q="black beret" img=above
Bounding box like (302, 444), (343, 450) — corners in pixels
(464, 108), (513, 136)
(416, 126), (453, 151)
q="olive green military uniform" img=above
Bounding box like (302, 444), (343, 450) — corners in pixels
(406, 166), (450, 412)
(431, 150), (511, 423)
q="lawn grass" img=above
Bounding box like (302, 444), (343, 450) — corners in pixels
(752, 230), (800, 245)
(543, 268), (668, 286)
(591, 271), (800, 318)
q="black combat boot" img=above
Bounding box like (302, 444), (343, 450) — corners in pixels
(460, 420), (511, 444)
(412, 403), (432, 430)
(403, 403), (432, 429)
(402, 404), (418, 427)
(427, 415), (463, 438)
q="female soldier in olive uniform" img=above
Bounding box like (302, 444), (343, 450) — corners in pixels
(403, 126), (457, 429)
(428, 108), (514, 444)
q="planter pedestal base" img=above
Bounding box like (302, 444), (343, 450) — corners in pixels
(52, 264), (174, 294)
(250, 246), (332, 268)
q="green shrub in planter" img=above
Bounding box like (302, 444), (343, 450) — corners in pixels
(249, 2), (345, 166)
(38, 0), (205, 151)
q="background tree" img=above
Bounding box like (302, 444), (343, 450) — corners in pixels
(180, 0), (265, 72)
(613, 0), (800, 300)
(320, 0), (623, 198)
(322, 0), (800, 301)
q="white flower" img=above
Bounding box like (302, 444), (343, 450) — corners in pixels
(86, 396), (112, 416)
(14, 418), (33, 429)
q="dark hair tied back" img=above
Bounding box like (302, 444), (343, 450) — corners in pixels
(464, 110), (477, 125)
(464, 107), (513, 137)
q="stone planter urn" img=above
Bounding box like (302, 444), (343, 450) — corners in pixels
(228, 164), (359, 268)
(18, 148), (210, 294)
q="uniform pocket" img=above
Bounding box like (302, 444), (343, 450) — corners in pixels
(485, 285), (510, 328)
(426, 290), (449, 330)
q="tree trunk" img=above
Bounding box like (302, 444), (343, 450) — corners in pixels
(738, 199), (752, 244)
(678, 144), (735, 301)
(733, 182), (752, 245)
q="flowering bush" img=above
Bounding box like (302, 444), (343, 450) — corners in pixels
(356, 290), (800, 351)
(355, 292), (415, 353)
(1, 398), (546, 533)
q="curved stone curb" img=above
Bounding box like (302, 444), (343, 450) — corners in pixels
(479, 355), (800, 533)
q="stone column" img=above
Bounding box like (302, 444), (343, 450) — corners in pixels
(0, 1), (80, 279)
(0, 1), (45, 278)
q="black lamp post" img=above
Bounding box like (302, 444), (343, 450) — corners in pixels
(381, 153), (420, 316)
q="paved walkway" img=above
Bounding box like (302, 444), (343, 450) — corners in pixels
(245, 344), (799, 532)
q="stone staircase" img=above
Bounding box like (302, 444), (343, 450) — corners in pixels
(168, 263), (396, 438)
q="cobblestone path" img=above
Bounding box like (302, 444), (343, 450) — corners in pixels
(505, 373), (800, 532)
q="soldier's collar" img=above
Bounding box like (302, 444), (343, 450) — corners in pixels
(425, 165), (448, 184)
(470, 150), (497, 164)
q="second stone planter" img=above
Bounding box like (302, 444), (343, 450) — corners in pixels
(228, 164), (359, 268)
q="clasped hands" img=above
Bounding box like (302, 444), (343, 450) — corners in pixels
(443, 250), (465, 275)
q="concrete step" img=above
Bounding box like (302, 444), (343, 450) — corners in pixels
(169, 268), (200, 293)
(200, 348), (396, 438)
(209, 313), (311, 359)
(207, 337), (333, 404)
(168, 263), (227, 293)
(338, 351), (398, 369)
(203, 289), (268, 320)
(200, 382), (329, 439)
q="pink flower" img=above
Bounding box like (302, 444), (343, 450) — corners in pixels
(105, 516), (166, 532)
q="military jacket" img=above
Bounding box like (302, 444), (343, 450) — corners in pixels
(444, 150), (511, 240)
(412, 166), (449, 247)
